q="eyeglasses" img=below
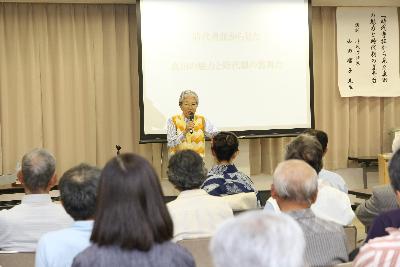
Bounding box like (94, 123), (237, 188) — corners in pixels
(182, 103), (198, 107)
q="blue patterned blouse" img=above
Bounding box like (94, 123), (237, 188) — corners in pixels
(200, 164), (258, 198)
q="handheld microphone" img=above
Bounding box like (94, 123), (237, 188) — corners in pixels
(189, 112), (194, 134)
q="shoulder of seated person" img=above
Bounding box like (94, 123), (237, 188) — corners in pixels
(373, 184), (393, 193)
(314, 215), (344, 229)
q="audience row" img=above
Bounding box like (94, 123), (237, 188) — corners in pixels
(1, 129), (400, 266)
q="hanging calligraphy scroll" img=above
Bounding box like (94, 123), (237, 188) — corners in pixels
(337, 7), (400, 97)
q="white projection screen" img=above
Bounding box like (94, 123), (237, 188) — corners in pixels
(137, 0), (314, 142)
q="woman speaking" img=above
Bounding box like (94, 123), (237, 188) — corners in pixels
(167, 90), (218, 157)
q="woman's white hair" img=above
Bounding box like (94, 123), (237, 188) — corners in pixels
(210, 211), (305, 267)
(178, 90), (199, 106)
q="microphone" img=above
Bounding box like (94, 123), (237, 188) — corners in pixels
(189, 112), (194, 134)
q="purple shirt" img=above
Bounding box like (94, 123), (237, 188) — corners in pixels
(366, 208), (400, 242)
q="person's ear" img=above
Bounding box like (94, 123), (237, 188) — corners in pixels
(48, 173), (57, 188)
(211, 146), (216, 156)
(309, 189), (318, 204)
(271, 184), (278, 199)
(17, 170), (24, 184)
(231, 150), (239, 161)
(395, 190), (400, 205)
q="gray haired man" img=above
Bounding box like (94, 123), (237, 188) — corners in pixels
(0, 148), (72, 251)
(271, 159), (348, 266)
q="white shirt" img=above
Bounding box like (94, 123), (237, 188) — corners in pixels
(264, 182), (355, 225)
(393, 135), (400, 152)
(36, 220), (93, 267)
(0, 194), (73, 252)
(166, 115), (218, 147)
(311, 182), (355, 225)
(167, 189), (233, 242)
(318, 169), (348, 193)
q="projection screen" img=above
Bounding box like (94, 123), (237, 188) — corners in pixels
(137, 0), (314, 142)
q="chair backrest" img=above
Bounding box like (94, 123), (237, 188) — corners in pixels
(335, 261), (353, 267)
(343, 225), (357, 253)
(0, 252), (35, 267)
(221, 192), (257, 211)
(177, 238), (214, 267)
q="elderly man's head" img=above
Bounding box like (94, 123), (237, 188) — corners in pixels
(211, 211), (305, 267)
(285, 134), (323, 173)
(59, 163), (101, 221)
(272, 160), (318, 211)
(18, 148), (57, 194)
(167, 150), (207, 191)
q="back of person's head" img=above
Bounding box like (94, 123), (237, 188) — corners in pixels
(389, 149), (400, 193)
(285, 134), (323, 173)
(211, 131), (239, 162)
(273, 159), (318, 203)
(21, 148), (56, 193)
(59, 163), (101, 221)
(210, 211), (305, 267)
(167, 150), (207, 191)
(303, 129), (328, 153)
(91, 153), (173, 251)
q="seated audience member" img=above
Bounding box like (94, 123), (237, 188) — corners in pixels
(355, 184), (398, 230)
(355, 142), (400, 230)
(0, 148), (72, 252)
(271, 159), (348, 266)
(265, 135), (355, 225)
(354, 230), (400, 267)
(167, 150), (234, 242)
(201, 131), (259, 203)
(303, 129), (348, 193)
(210, 211), (305, 267)
(361, 149), (400, 243)
(36, 163), (101, 267)
(354, 150), (400, 266)
(72, 154), (195, 267)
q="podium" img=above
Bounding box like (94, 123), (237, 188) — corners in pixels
(378, 153), (392, 185)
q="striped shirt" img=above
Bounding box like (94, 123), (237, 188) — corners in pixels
(354, 229), (400, 267)
(288, 209), (349, 266)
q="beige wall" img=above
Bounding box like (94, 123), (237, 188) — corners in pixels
(2, 0), (400, 6)
(0, 3), (399, 179)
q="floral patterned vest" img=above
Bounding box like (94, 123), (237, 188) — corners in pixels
(169, 114), (206, 157)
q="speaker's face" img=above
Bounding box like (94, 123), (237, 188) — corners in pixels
(180, 95), (198, 118)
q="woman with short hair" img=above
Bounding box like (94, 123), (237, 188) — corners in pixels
(201, 131), (258, 199)
(167, 90), (218, 157)
(72, 154), (195, 267)
(167, 150), (233, 241)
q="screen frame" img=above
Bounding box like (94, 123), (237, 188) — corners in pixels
(136, 0), (315, 144)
